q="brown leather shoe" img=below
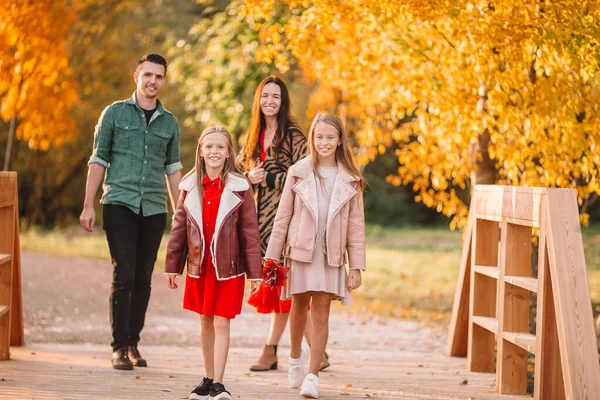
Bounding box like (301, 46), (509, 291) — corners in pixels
(319, 351), (330, 371)
(111, 347), (134, 370)
(128, 345), (147, 367)
(249, 344), (278, 371)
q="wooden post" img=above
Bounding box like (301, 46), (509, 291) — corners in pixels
(0, 172), (23, 360)
(447, 208), (475, 356)
(10, 186), (23, 346)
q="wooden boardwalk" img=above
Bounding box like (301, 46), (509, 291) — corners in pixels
(1, 343), (528, 399)
(0, 252), (530, 399)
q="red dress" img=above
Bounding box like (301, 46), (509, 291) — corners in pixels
(247, 129), (293, 314)
(183, 175), (246, 319)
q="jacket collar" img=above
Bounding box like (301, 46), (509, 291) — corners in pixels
(291, 157), (359, 184)
(127, 91), (165, 115)
(181, 170), (249, 234)
(179, 170), (249, 192)
(290, 157), (358, 226)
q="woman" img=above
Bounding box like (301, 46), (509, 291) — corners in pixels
(241, 76), (329, 372)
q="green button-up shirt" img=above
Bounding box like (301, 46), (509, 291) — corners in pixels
(89, 91), (182, 216)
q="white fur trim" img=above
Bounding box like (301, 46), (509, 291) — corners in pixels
(183, 187), (206, 267)
(179, 170), (249, 192)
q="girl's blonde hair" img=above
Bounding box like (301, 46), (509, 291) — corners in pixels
(307, 113), (365, 190)
(195, 125), (244, 200)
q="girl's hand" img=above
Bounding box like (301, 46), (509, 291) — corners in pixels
(247, 162), (265, 185)
(250, 281), (260, 295)
(168, 275), (178, 289)
(348, 269), (362, 291)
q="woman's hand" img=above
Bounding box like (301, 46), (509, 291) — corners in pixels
(247, 162), (265, 185)
(167, 275), (178, 289)
(348, 269), (362, 291)
(250, 280), (260, 295)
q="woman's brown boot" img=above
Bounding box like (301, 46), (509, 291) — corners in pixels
(250, 344), (278, 371)
(319, 351), (330, 371)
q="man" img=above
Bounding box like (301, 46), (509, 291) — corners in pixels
(80, 54), (182, 370)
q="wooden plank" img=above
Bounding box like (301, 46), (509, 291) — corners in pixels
(0, 174), (16, 360)
(0, 172), (16, 209)
(468, 218), (499, 372)
(498, 222), (531, 394)
(503, 331), (536, 353)
(474, 185), (545, 225)
(473, 265), (499, 279)
(0, 253), (11, 265)
(495, 220), (509, 392)
(545, 189), (600, 399)
(10, 184), (23, 346)
(472, 316), (498, 334)
(447, 208), (475, 356)
(534, 233), (565, 400)
(504, 275), (538, 293)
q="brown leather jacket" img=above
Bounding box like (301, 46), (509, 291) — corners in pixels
(265, 157), (366, 270)
(164, 171), (262, 281)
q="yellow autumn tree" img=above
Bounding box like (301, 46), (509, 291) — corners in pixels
(0, 0), (79, 169)
(243, 0), (600, 228)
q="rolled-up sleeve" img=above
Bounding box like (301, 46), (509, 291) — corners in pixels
(165, 121), (182, 175)
(89, 105), (114, 167)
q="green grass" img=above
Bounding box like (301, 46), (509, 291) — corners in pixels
(20, 224), (600, 324)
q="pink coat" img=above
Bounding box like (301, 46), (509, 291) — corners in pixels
(265, 157), (366, 270)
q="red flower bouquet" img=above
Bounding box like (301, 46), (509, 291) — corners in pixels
(262, 259), (289, 288)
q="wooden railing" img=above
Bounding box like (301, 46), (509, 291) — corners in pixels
(448, 185), (600, 399)
(0, 172), (24, 360)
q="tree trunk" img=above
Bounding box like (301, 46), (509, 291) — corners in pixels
(3, 117), (18, 171)
(470, 84), (496, 191)
(471, 128), (496, 186)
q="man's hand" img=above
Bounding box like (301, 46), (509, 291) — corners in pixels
(79, 206), (96, 233)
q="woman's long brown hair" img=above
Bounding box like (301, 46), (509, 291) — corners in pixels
(307, 113), (365, 190)
(195, 126), (244, 201)
(239, 76), (298, 170)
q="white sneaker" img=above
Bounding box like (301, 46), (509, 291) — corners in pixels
(288, 342), (310, 388)
(300, 373), (319, 398)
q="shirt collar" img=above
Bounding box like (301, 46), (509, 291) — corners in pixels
(202, 174), (221, 186)
(127, 91), (164, 115)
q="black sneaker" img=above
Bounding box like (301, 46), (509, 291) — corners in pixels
(189, 377), (213, 400)
(209, 382), (232, 400)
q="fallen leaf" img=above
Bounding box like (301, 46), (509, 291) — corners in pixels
(135, 376), (141, 380)
(168, 375), (177, 379)
(345, 383), (353, 388)
(161, 389), (172, 392)
(461, 379), (468, 385)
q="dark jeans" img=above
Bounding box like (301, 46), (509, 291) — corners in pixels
(103, 204), (166, 351)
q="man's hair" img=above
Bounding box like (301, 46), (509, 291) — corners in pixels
(137, 54), (167, 74)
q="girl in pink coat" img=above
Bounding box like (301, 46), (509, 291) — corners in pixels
(265, 113), (367, 398)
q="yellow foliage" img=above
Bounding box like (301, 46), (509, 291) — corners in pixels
(0, 0), (79, 150)
(244, 0), (600, 227)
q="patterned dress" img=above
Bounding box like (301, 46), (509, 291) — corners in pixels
(244, 126), (308, 313)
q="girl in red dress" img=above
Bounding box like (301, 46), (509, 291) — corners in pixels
(165, 126), (262, 400)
